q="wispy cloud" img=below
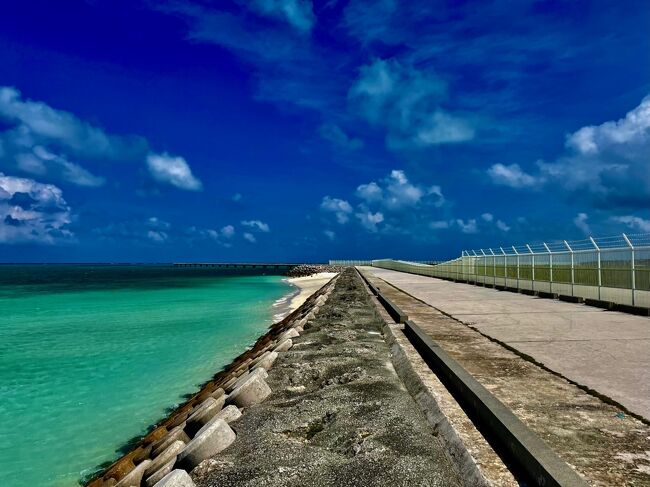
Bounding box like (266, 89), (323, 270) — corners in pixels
(241, 219), (270, 232)
(0, 86), (141, 187)
(349, 58), (474, 149)
(146, 152), (202, 191)
(245, 0), (315, 32)
(573, 212), (591, 235)
(0, 86), (202, 192)
(610, 215), (650, 233)
(319, 123), (363, 150)
(243, 232), (256, 243)
(147, 230), (168, 243)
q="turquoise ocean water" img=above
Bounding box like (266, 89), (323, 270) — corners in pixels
(0, 265), (292, 486)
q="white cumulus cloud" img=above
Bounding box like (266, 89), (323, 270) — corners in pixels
(356, 169), (445, 211)
(487, 95), (650, 207)
(455, 218), (478, 234)
(356, 210), (384, 232)
(0, 172), (73, 244)
(220, 224), (235, 238)
(487, 163), (540, 189)
(320, 196), (353, 224)
(146, 152), (202, 191)
(243, 232), (256, 243)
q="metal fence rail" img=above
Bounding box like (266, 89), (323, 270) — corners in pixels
(371, 233), (650, 309)
(329, 260), (374, 266)
(331, 259), (442, 266)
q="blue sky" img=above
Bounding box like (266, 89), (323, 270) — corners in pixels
(0, 0), (648, 262)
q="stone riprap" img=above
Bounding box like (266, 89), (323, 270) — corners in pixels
(191, 269), (462, 487)
(87, 275), (337, 487)
(285, 264), (345, 278)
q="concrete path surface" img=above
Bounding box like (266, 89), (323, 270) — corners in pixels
(360, 267), (650, 420)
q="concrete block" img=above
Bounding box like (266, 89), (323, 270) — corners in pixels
(146, 440), (185, 476)
(281, 328), (299, 340)
(221, 375), (239, 392)
(225, 373), (247, 393)
(152, 425), (190, 457)
(186, 396), (226, 436)
(227, 367), (268, 393)
(226, 374), (272, 408)
(115, 459), (151, 487)
(249, 351), (268, 368)
(151, 469), (195, 487)
(177, 419), (236, 471)
(208, 405), (242, 426)
(274, 338), (292, 353)
(210, 387), (225, 400)
(311, 305), (320, 315)
(145, 460), (175, 487)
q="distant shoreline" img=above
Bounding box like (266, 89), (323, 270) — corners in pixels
(272, 272), (338, 322)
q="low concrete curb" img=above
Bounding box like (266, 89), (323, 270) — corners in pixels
(359, 268), (589, 487)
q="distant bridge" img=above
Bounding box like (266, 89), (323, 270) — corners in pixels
(173, 262), (301, 270)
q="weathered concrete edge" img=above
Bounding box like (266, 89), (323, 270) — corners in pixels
(356, 269), (495, 487)
(358, 268), (589, 487)
(360, 273), (491, 487)
(404, 320), (589, 487)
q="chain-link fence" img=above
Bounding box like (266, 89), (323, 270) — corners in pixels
(330, 259), (441, 266)
(371, 233), (650, 308)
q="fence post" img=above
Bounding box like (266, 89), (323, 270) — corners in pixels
(564, 240), (574, 297)
(480, 249), (487, 285)
(543, 242), (553, 290)
(490, 248), (497, 286)
(472, 250), (479, 283)
(513, 246), (520, 290)
(623, 233), (635, 306)
(500, 247), (507, 285)
(589, 236), (601, 300)
(527, 244), (535, 291)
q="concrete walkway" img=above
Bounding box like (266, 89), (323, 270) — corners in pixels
(360, 267), (650, 420)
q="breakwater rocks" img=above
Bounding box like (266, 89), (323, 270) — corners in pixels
(285, 264), (345, 278)
(86, 275), (338, 487)
(192, 269), (461, 486)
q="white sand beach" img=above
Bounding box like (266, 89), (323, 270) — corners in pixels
(287, 272), (338, 311)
